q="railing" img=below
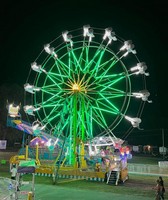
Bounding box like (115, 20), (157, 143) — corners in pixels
(128, 163), (168, 176)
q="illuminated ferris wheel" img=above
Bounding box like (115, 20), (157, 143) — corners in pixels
(24, 25), (151, 164)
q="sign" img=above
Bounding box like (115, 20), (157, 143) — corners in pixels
(159, 147), (167, 155)
(20, 191), (29, 195)
(158, 161), (168, 168)
(132, 146), (139, 152)
(0, 140), (7, 149)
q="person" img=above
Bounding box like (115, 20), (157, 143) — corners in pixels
(11, 165), (17, 180)
(153, 179), (162, 200)
(95, 161), (101, 172)
(76, 152), (80, 168)
(11, 164), (20, 192)
(159, 176), (165, 200)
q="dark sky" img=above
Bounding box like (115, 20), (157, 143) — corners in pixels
(1, 0), (168, 131)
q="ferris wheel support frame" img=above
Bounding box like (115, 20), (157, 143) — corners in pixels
(23, 25), (151, 168)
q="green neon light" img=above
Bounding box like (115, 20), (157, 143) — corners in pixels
(32, 34), (135, 167)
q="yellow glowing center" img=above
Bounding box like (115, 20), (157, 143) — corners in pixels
(72, 83), (80, 91)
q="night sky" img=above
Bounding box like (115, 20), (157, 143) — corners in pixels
(1, 0), (168, 143)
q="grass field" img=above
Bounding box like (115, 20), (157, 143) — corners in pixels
(1, 173), (167, 200)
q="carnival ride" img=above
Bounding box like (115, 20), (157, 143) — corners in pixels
(7, 25), (151, 185)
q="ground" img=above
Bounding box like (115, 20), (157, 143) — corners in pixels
(0, 151), (168, 199)
(14, 176), (166, 200)
(1, 173), (167, 200)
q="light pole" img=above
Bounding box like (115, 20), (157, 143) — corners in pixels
(162, 128), (165, 160)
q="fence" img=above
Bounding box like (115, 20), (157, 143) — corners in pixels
(128, 163), (168, 176)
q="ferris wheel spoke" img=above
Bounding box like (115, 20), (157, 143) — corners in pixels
(84, 44), (89, 66)
(57, 108), (70, 127)
(96, 96), (119, 114)
(92, 110), (107, 130)
(41, 103), (64, 108)
(94, 101), (109, 126)
(90, 81), (125, 94)
(95, 72), (124, 80)
(80, 48), (104, 86)
(70, 50), (82, 73)
(41, 88), (56, 96)
(93, 104), (118, 115)
(43, 74), (63, 90)
(87, 83), (126, 96)
(99, 76), (125, 92)
(83, 48), (101, 72)
(56, 57), (73, 75)
(42, 106), (59, 123)
(42, 84), (64, 93)
(47, 71), (69, 79)
(98, 56), (115, 70)
(84, 51), (105, 88)
(97, 61), (118, 83)
(41, 97), (64, 108)
(43, 100), (64, 116)
(53, 60), (67, 82)
(84, 52), (104, 87)
(77, 45), (86, 66)
(59, 118), (69, 132)
(43, 74), (62, 87)
(40, 92), (64, 106)
(86, 73), (124, 92)
(97, 93), (124, 100)
(44, 100), (68, 123)
(115, 52), (128, 63)
(85, 106), (93, 138)
(54, 113), (70, 133)
(92, 115), (106, 129)
(68, 51), (72, 77)
(78, 112), (90, 138)
(102, 87), (125, 94)
(43, 111), (61, 125)
(85, 38), (105, 67)
(42, 88), (64, 97)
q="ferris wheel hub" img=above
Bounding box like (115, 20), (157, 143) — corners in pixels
(72, 83), (80, 92)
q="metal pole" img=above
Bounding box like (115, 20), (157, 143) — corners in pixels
(25, 145), (28, 160)
(73, 93), (77, 167)
(162, 128), (165, 160)
(22, 132), (25, 148)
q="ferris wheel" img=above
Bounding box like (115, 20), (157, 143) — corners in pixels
(24, 25), (151, 164)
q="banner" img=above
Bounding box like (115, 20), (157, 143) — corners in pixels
(0, 140), (7, 149)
